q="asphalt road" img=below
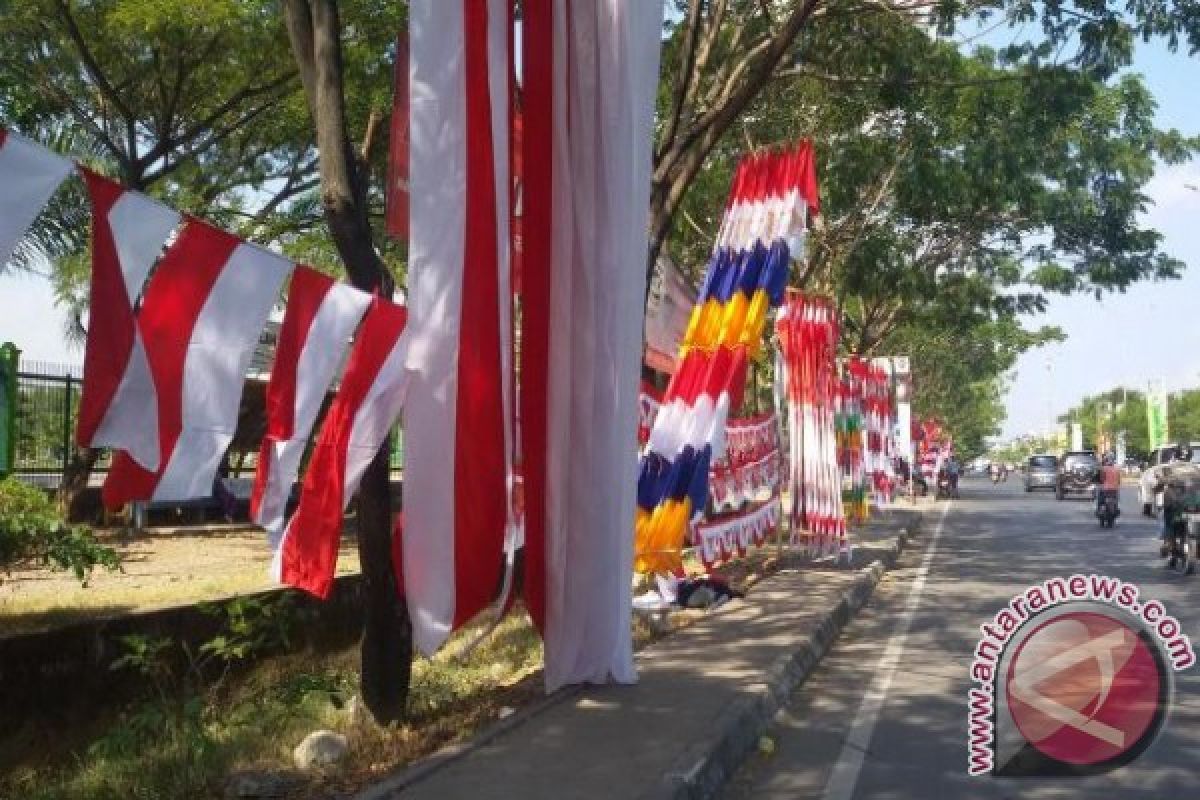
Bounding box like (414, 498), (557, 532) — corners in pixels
(721, 478), (1200, 799)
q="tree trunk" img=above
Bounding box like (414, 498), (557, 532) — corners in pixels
(58, 446), (100, 522)
(284, 0), (411, 724)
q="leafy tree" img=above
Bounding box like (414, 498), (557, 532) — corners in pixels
(653, 0), (1200, 278)
(1059, 387), (1152, 458)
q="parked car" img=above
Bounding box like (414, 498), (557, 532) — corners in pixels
(1025, 454), (1058, 492)
(1056, 451), (1099, 500)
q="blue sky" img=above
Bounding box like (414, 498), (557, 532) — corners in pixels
(999, 39), (1200, 439)
(1, 20), (1196, 442)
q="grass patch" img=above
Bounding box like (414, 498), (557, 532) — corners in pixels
(1, 542), (786, 800)
(0, 610), (544, 800)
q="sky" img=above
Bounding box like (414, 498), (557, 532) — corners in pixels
(0, 17), (1196, 441)
(997, 40), (1200, 439)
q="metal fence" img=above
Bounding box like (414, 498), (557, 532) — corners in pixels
(11, 358), (110, 478)
(0, 347), (403, 485)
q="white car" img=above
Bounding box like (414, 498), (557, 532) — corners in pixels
(1140, 443), (1200, 515)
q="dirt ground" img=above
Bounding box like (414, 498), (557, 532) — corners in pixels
(0, 525), (361, 636)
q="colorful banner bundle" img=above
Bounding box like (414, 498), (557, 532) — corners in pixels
(692, 497), (782, 569)
(838, 357), (870, 524)
(776, 292), (844, 555)
(634, 141), (818, 575)
(862, 360), (895, 508)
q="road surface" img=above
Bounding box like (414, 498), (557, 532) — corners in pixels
(721, 478), (1200, 799)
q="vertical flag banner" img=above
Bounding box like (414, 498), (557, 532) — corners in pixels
(777, 292), (844, 555)
(1147, 380), (1169, 450)
(521, 0), (664, 691)
(102, 221), (292, 509)
(75, 170), (180, 470)
(251, 267), (371, 547)
(277, 299), (409, 598)
(634, 142), (820, 576)
(404, 0), (514, 657)
(0, 128), (74, 267)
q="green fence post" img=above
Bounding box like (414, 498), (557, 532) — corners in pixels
(0, 343), (20, 478)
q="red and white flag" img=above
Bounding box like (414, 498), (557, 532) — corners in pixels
(275, 298), (409, 598)
(76, 170), (180, 470)
(0, 128), (74, 267)
(403, 0), (514, 656)
(250, 266), (371, 545)
(520, 0), (662, 690)
(102, 221), (291, 509)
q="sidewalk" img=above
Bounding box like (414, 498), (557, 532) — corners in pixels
(359, 505), (928, 800)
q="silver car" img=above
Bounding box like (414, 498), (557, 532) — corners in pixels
(1025, 454), (1058, 492)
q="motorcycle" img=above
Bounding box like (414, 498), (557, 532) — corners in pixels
(1159, 469), (1200, 574)
(1095, 490), (1120, 528)
(936, 470), (959, 499)
(1164, 510), (1198, 575)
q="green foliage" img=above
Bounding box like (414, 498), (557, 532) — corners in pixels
(0, 477), (118, 584)
(1059, 385), (1200, 456)
(1059, 387), (1151, 457)
(0, 0), (408, 297)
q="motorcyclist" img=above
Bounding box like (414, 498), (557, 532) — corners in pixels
(1158, 444), (1194, 556)
(945, 457), (961, 497)
(1096, 452), (1121, 514)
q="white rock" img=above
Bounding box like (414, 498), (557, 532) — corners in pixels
(292, 730), (349, 770)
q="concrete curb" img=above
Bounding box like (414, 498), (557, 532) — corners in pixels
(640, 523), (916, 800)
(360, 513), (920, 800)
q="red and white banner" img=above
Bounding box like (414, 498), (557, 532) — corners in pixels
(75, 170), (180, 470)
(102, 221), (292, 509)
(0, 128), (74, 267)
(251, 267), (371, 543)
(521, 0), (662, 690)
(692, 498), (782, 569)
(403, 0), (514, 656)
(276, 299), (409, 597)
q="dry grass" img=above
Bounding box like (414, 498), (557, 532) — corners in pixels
(0, 527), (360, 636)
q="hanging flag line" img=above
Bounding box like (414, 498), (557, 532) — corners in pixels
(635, 142), (820, 576)
(692, 497), (782, 570)
(0, 123), (411, 602)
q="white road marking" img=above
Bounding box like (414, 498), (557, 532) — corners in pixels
(822, 500), (952, 800)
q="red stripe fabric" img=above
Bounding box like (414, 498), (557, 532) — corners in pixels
(249, 266), (335, 522)
(520, 0), (554, 633)
(451, 0), (509, 629)
(75, 170), (135, 449)
(385, 28), (410, 240)
(102, 221), (240, 510)
(280, 299), (407, 599)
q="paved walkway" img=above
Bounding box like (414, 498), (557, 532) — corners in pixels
(360, 505), (926, 800)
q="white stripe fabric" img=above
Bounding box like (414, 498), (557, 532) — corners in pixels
(154, 243), (292, 500)
(0, 129), (74, 267)
(405, 0), (513, 656)
(540, 0), (663, 691)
